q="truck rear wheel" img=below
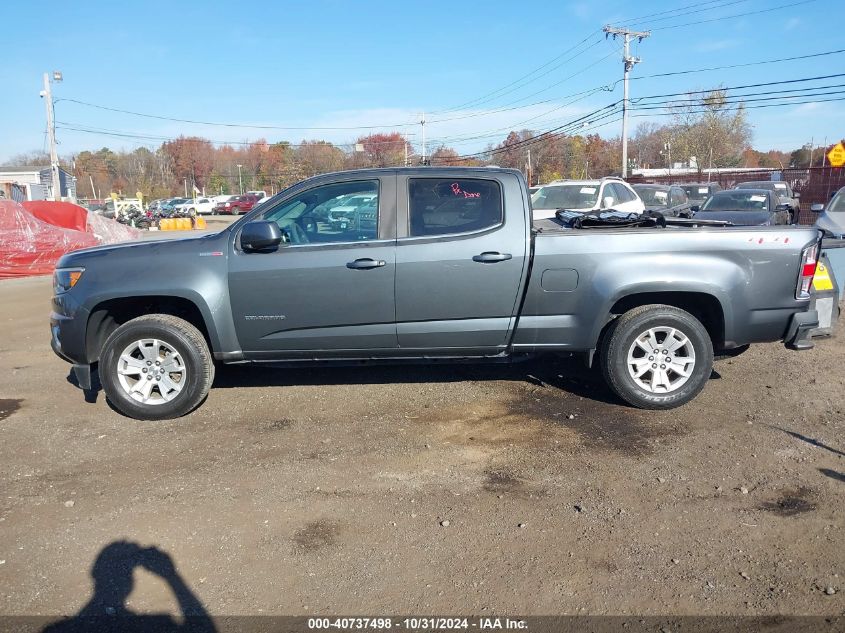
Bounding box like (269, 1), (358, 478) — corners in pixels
(99, 314), (213, 420)
(600, 304), (713, 410)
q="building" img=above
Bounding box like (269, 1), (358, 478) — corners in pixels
(0, 165), (76, 202)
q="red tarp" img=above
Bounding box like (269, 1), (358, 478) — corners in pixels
(0, 200), (141, 278)
(22, 200), (89, 232)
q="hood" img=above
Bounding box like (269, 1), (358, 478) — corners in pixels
(56, 231), (223, 269)
(694, 210), (773, 225)
(816, 212), (845, 238)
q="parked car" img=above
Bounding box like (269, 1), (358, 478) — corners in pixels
(530, 177), (645, 219)
(812, 186), (845, 238)
(692, 189), (793, 225)
(51, 167), (821, 420)
(326, 194), (378, 230)
(216, 194), (259, 215)
(632, 184), (692, 217)
(734, 181), (800, 222)
(159, 198), (189, 216)
(173, 199), (200, 216)
(679, 183), (722, 206)
(183, 198), (216, 215)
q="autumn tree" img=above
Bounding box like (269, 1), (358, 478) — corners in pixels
(356, 132), (409, 167)
(297, 140), (345, 176)
(160, 136), (214, 192)
(667, 89), (751, 173)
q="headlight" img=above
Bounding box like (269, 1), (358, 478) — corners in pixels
(54, 267), (85, 294)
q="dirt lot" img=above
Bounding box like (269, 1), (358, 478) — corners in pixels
(0, 270), (843, 620)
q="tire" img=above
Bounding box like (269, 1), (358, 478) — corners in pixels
(600, 304), (713, 410)
(99, 314), (213, 420)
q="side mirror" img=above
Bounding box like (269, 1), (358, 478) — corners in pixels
(601, 196), (615, 209)
(240, 221), (283, 252)
(690, 205), (700, 213)
(810, 203), (824, 213)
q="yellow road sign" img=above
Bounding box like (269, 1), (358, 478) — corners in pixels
(828, 142), (845, 168)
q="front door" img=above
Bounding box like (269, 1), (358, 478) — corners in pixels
(228, 175), (397, 356)
(394, 174), (529, 352)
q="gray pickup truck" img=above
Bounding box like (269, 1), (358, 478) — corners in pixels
(51, 168), (821, 420)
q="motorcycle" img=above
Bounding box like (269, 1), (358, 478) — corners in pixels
(116, 206), (152, 230)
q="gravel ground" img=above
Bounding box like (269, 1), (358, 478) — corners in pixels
(0, 273), (843, 619)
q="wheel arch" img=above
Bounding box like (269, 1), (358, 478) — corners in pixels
(85, 293), (217, 364)
(597, 291), (727, 351)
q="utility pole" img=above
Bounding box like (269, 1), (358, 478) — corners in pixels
(41, 72), (63, 201)
(420, 113), (427, 165)
(237, 164), (243, 194)
(603, 25), (650, 179)
(808, 137), (814, 168)
(526, 149), (532, 186)
(404, 140), (409, 167)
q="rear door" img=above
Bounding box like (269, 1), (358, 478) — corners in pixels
(394, 172), (529, 352)
(227, 174), (398, 356)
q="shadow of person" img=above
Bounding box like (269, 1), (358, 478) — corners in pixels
(42, 541), (216, 633)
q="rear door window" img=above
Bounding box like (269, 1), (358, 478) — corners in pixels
(408, 178), (503, 237)
(613, 183), (636, 203)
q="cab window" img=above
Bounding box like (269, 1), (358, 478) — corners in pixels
(262, 180), (379, 244)
(408, 178), (502, 236)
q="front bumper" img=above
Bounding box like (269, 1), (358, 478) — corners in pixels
(784, 310), (819, 350)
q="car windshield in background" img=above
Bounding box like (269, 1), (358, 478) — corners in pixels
(701, 191), (769, 211)
(682, 185), (712, 199)
(736, 181), (788, 193)
(531, 184), (599, 210)
(633, 187), (670, 206)
(828, 191), (845, 213)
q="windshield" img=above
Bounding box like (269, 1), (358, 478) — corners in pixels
(701, 191), (770, 212)
(828, 190), (845, 213)
(736, 181), (791, 195)
(531, 184), (599, 210)
(633, 187), (670, 207)
(682, 185), (711, 199)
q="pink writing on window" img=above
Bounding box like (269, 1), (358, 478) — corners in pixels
(450, 182), (481, 198)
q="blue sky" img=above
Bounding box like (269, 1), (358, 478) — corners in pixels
(0, 0), (841, 163)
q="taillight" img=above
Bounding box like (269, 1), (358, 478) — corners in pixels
(795, 242), (820, 299)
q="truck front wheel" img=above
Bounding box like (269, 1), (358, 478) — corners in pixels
(600, 304), (713, 410)
(99, 314), (213, 420)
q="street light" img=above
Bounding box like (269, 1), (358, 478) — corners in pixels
(237, 164), (243, 195)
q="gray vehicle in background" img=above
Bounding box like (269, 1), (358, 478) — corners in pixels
(735, 181), (801, 223)
(632, 184), (692, 217)
(693, 189), (794, 226)
(680, 182), (722, 206)
(50, 168), (821, 420)
(813, 186), (845, 238)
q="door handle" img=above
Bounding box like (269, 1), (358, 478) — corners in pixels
(472, 251), (512, 263)
(346, 258), (386, 270)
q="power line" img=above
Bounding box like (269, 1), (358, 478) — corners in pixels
(629, 73), (845, 103)
(626, 0), (754, 27)
(631, 49), (845, 82)
(58, 99), (421, 130)
(428, 33), (603, 114)
(630, 95), (844, 117)
(648, 0), (819, 31)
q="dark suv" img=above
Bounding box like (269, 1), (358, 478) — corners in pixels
(680, 183), (722, 206)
